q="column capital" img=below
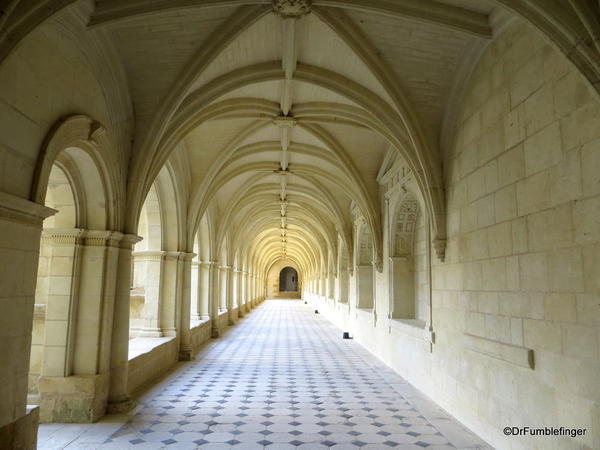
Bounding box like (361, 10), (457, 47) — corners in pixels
(83, 230), (124, 248)
(119, 233), (143, 250)
(219, 265), (233, 271)
(178, 252), (197, 261)
(42, 228), (86, 245)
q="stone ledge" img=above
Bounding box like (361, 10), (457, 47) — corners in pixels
(464, 333), (535, 369)
(390, 319), (434, 343)
(190, 318), (210, 330)
(0, 191), (56, 225)
(128, 336), (175, 361)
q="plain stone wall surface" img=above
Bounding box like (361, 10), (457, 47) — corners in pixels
(127, 338), (178, 396)
(433, 20), (600, 449)
(313, 20), (600, 450)
(0, 24), (121, 200)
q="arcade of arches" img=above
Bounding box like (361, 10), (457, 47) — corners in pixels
(0, 0), (599, 449)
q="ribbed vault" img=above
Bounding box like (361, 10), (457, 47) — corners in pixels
(12, 0), (599, 288)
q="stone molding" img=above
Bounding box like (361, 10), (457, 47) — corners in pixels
(42, 228), (136, 248)
(272, 0), (312, 18)
(464, 333), (535, 370)
(42, 228), (86, 245)
(132, 250), (166, 261)
(432, 237), (446, 262)
(119, 234), (143, 250)
(83, 230), (124, 248)
(272, 116), (298, 128)
(0, 191), (56, 226)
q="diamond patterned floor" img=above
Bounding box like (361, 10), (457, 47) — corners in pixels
(38, 300), (492, 449)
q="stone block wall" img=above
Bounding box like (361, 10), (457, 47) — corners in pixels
(310, 20), (600, 450)
(431, 20), (600, 449)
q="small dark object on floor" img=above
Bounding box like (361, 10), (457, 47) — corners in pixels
(304, 301), (307, 304)
(314, 309), (319, 314)
(343, 332), (352, 339)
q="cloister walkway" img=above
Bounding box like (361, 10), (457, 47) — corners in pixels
(38, 300), (491, 449)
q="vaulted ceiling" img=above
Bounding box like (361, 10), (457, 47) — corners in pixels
(106, 0), (499, 276)
(4, 0), (599, 277)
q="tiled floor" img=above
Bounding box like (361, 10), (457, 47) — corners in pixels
(38, 300), (492, 449)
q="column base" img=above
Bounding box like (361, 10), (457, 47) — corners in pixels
(178, 349), (193, 361)
(0, 406), (39, 450)
(38, 374), (109, 423)
(211, 326), (220, 338)
(137, 328), (163, 338)
(106, 398), (137, 414)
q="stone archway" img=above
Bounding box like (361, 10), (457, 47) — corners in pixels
(279, 266), (298, 292)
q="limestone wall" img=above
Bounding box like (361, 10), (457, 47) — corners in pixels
(311, 20), (600, 450)
(127, 338), (178, 396)
(266, 260), (301, 299)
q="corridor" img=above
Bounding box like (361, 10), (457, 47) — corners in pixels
(38, 301), (490, 450)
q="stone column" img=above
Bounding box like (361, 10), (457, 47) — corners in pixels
(241, 271), (248, 313)
(235, 269), (244, 317)
(244, 271), (250, 310)
(198, 261), (211, 319)
(190, 260), (201, 321)
(107, 234), (141, 414)
(0, 192), (55, 447)
(38, 230), (130, 423)
(160, 252), (182, 337)
(209, 262), (220, 338)
(38, 228), (85, 379)
(220, 266), (235, 325)
(178, 253), (195, 361)
(326, 272), (335, 301)
(133, 250), (165, 337)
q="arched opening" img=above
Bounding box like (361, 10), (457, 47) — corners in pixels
(355, 222), (374, 309)
(191, 213), (211, 324)
(130, 183), (162, 338)
(29, 164), (77, 400)
(29, 142), (112, 423)
(279, 266), (298, 292)
(389, 192), (417, 320)
(337, 237), (349, 303)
